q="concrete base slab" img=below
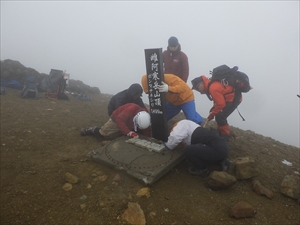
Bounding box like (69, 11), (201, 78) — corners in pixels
(87, 136), (184, 185)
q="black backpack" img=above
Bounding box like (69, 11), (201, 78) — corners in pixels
(45, 69), (68, 100)
(20, 75), (38, 98)
(206, 65), (251, 100)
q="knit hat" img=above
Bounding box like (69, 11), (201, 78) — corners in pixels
(191, 77), (203, 90)
(168, 36), (179, 46)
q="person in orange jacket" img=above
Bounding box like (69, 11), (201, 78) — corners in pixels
(191, 75), (242, 141)
(141, 74), (204, 124)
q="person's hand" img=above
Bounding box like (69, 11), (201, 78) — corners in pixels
(207, 113), (214, 121)
(158, 82), (168, 92)
(127, 131), (139, 138)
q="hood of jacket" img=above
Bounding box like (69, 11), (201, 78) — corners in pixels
(126, 83), (143, 98)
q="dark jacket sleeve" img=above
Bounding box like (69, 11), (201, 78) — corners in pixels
(107, 96), (116, 116)
(107, 91), (126, 116)
(135, 98), (146, 109)
(180, 52), (189, 82)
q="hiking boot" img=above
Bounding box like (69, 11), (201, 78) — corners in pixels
(220, 158), (231, 171)
(188, 167), (209, 177)
(80, 127), (94, 136)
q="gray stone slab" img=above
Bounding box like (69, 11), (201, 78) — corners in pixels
(87, 136), (184, 185)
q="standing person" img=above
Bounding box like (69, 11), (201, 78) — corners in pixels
(163, 36), (189, 82)
(81, 103), (151, 138)
(191, 75), (242, 141)
(141, 74), (204, 124)
(107, 83), (146, 116)
(164, 119), (230, 175)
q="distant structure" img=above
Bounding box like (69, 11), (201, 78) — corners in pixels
(63, 70), (70, 86)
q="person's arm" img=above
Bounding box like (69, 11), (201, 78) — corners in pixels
(113, 105), (135, 135)
(114, 115), (131, 135)
(181, 53), (189, 82)
(165, 76), (187, 94)
(209, 85), (226, 116)
(165, 121), (188, 150)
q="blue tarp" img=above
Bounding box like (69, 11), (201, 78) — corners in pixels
(0, 79), (22, 90)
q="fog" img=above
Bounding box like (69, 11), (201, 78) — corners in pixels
(1, 1), (299, 147)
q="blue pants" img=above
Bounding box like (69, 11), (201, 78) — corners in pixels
(166, 100), (204, 124)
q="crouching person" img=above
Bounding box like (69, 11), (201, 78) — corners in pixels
(164, 119), (230, 176)
(81, 103), (151, 138)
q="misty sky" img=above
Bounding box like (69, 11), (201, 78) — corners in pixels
(1, 1), (299, 148)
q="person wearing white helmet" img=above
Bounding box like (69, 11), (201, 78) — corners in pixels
(81, 103), (151, 138)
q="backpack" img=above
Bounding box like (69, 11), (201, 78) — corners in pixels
(207, 65), (251, 121)
(207, 65), (251, 101)
(45, 69), (69, 100)
(20, 75), (38, 98)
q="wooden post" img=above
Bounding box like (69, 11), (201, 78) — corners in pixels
(144, 48), (168, 142)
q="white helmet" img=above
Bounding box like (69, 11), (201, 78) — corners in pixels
(135, 111), (151, 129)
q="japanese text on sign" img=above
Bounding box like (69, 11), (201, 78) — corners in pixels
(147, 53), (163, 114)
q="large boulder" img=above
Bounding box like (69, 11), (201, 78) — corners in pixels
(280, 174), (300, 199)
(0, 59), (101, 95)
(1, 59), (43, 83)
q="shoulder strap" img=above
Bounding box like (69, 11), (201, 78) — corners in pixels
(206, 81), (213, 101)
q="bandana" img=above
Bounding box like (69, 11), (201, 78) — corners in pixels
(133, 114), (138, 132)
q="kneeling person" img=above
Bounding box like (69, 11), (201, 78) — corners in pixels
(165, 119), (229, 175)
(81, 103), (151, 138)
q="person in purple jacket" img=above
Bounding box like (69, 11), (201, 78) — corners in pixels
(163, 36), (189, 82)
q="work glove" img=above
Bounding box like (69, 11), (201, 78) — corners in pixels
(127, 131), (139, 138)
(207, 113), (215, 121)
(158, 82), (168, 92)
(164, 142), (170, 149)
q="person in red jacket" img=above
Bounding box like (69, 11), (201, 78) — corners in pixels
(191, 76), (242, 141)
(80, 103), (151, 138)
(163, 36), (189, 82)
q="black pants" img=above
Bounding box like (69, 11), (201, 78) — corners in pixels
(184, 144), (228, 170)
(215, 93), (241, 126)
(183, 127), (229, 170)
(215, 101), (239, 126)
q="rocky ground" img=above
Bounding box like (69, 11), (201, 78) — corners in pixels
(0, 85), (299, 225)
